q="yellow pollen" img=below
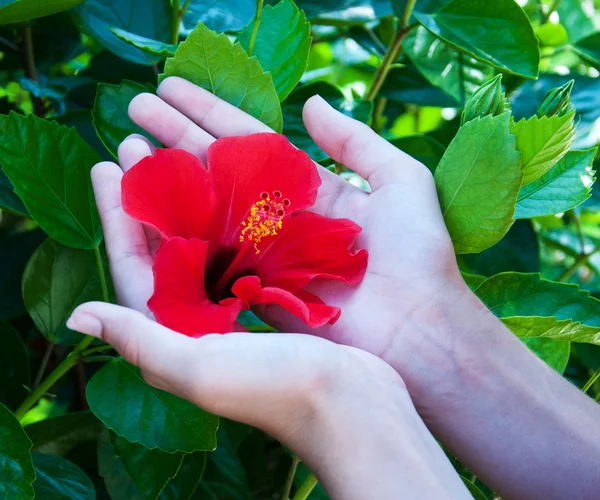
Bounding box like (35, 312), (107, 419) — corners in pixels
(240, 194), (286, 253)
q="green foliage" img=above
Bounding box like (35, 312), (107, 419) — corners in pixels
(0, 402), (35, 499)
(22, 239), (103, 344)
(86, 358), (219, 453)
(93, 80), (158, 158)
(237, 0), (311, 101)
(32, 452), (95, 500)
(2, 0), (600, 497)
(0, 113), (102, 249)
(162, 21), (283, 132)
(435, 112), (521, 254)
(0, 0), (85, 26)
(413, 0), (540, 78)
(511, 111), (576, 185)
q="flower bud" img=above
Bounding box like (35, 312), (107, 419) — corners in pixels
(537, 80), (574, 118)
(461, 75), (510, 125)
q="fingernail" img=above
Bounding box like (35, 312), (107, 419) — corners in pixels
(66, 312), (103, 338)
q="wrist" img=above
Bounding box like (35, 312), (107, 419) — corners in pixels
(293, 347), (469, 499)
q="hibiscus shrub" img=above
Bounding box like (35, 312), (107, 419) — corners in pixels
(1, 0), (600, 498)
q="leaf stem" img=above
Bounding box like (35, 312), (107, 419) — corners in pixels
(94, 245), (110, 303)
(557, 244), (600, 282)
(364, 0), (417, 102)
(170, 0), (191, 45)
(33, 342), (54, 389)
(81, 344), (114, 356)
(247, 0), (264, 57)
(371, 97), (388, 134)
(22, 22), (44, 116)
(582, 367), (600, 394)
(541, 0), (561, 24)
(281, 456), (300, 500)
(15, 244), (111, 420)
(291, 472), (318, 500)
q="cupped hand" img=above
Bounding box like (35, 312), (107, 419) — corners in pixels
(91, 76), (471, 391)
(67, 301), (470, 500)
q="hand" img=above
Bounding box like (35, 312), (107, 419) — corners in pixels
(91, 76), (469, 392)
(67, 302), (470, 500)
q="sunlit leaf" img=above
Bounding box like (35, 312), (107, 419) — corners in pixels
(110, 27), (177, 58)
(0, 0), (85, 25)
(162, 21), (282, 132)
(434, 112), (521, 254)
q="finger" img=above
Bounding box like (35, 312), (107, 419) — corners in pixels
(91, 162), (154, 314)
(303, 95), (427, 191)
(118, 134), (156, 171)
(155, 77), (365, 218)
(117, 135), (161, 253)
(157, 76), (272, 137)
(128, 92), (215, 162)
(67, 302), (197, 392)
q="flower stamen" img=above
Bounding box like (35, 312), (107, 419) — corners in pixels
(240, 192), (288, 253)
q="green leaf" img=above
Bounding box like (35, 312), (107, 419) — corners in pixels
(0, 0), (85, 25)
(461, 271), (487, 291)
(403, 25), (495, 106)
(25, 412), (103, 457)
(572, 32), (600, 68)
(32, 452), (95, 500)
(22, 239), (102, 344)
(0, 113), (102, 249)
(0, 402), (35, 500)
(237, 0), (311, 101)
(282, 82), (372, 161)
(390, 134), (445, 173)
(111, 433), (185, 499)
(158, 450), (206, 500)
(98, 428), (206, 500)
(0, 323), (29, 412)
(0, 169), (28, 216)
(413, 0), (540, 79)
(474, 272), (600, 345)
(86, 358), (219, 453)
(460, 476), (486, 500)
(434, 112), (521, 254)
(381, 65), (459, 107)
(73, 0), (173, 65)
(515, 149), (596, 219)
(161, 22), (283, 132)
(521, 338), (570, 374)
(110, 27), (177, 58)
(510, 111), (576, 185)
(393, 0), (448, 17)
(460, 75), (509, 125)
(92, 80), (159, 159)
(296, 0), (392, 21)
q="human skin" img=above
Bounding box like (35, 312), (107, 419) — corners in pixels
(72, 76), (600, 499)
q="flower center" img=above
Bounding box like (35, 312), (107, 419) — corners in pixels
(240, 191), (290, 254)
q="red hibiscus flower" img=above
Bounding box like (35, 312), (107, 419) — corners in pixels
(121, 133), (368, 337)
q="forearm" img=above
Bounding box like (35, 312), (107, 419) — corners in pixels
(388, 290), (600, 499)
(289, 354), (470, 500)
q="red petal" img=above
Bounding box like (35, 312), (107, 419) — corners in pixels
(122, 149), (217, 240)
(232, 276), (340, 328)
(244, 212), (368, 292)
(148, 237), (244, 336)
(207, 134), (321, 246)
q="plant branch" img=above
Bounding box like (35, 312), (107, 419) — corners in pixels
(83, 356), (116, 364)
(582, 367), (600, 394)
(557, 244), (600, 282)
(81, 344), (114, 356)
(291, 472), (318, 500)
(22, 22), (44, 116)
(170, 0), (191, 45)
(541, 0), (561, 24)
(281, 456), (300, 500)
(365, 0), (417, 102)
(0, 34), (19, 52)
(14, 244), (111, 420)
(247, 0), (264, 57)
(33, 342), (54, 389)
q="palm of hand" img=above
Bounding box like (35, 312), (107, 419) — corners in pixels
(93, 77), (462, 360)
